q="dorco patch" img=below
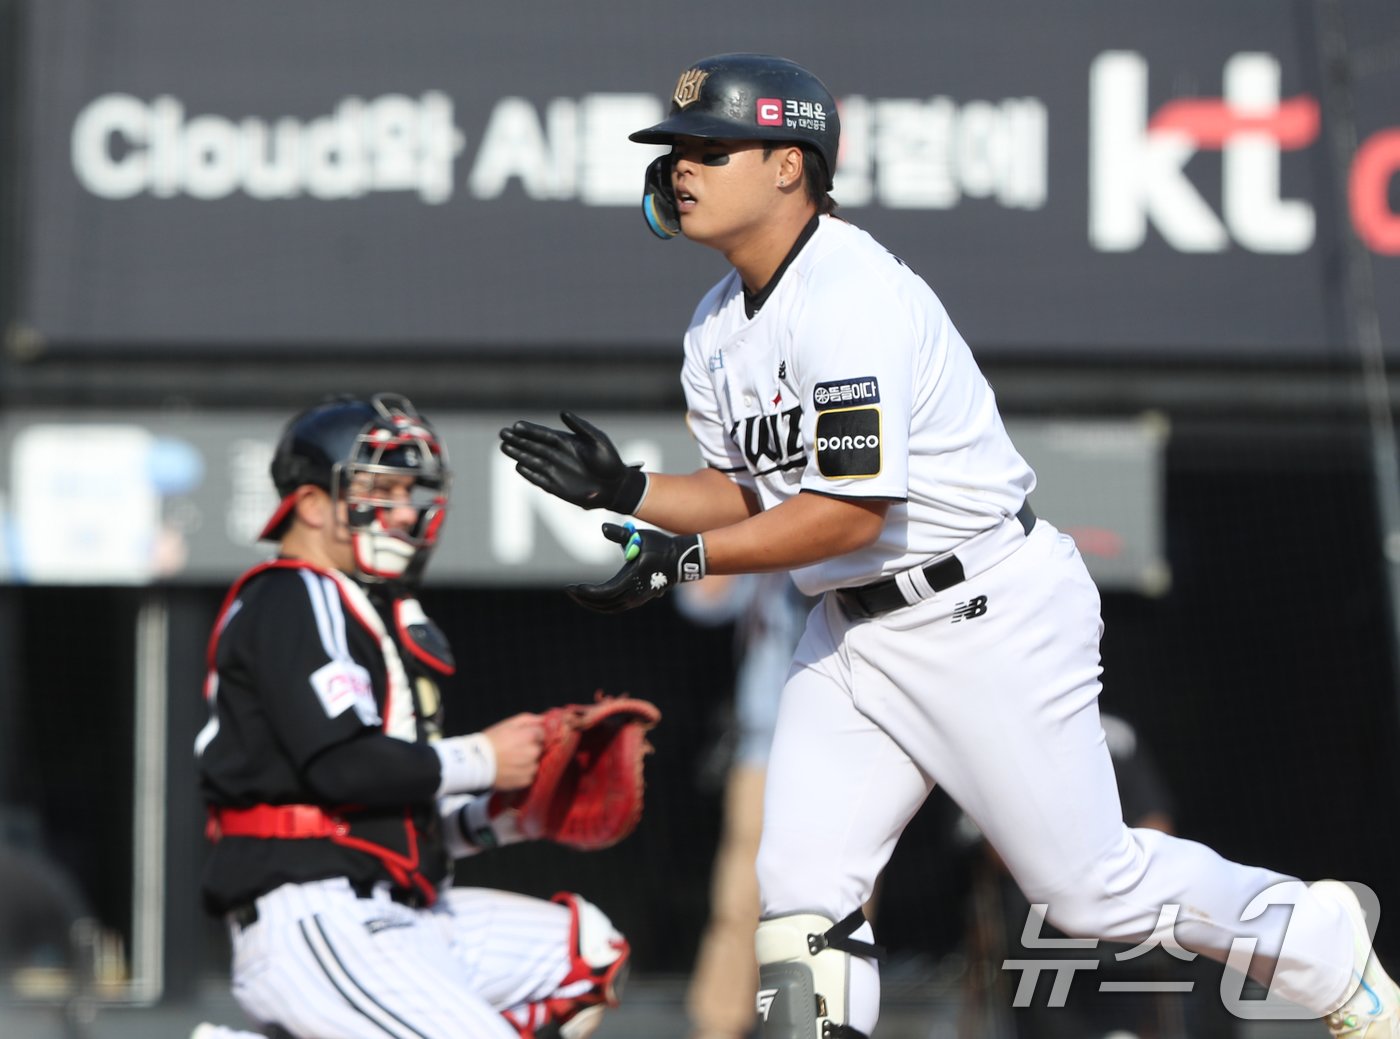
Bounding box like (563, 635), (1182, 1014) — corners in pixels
(815, 407), (882, 478)
(814, 377), (880, 411)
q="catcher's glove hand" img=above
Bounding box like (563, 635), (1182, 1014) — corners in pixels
(567, 522), (706, 614)
(507, 693), (662, 851)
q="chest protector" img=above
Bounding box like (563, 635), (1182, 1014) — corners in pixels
(204, 559), (456, 904)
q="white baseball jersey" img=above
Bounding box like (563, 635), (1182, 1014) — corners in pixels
(709, 220), (1360, 1037)
(680, 215), (1036, 595)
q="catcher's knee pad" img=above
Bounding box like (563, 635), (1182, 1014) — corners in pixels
(755, 909), (881, 1039)
(538, 892), (629, 1038)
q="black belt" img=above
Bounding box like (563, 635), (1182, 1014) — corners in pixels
(228, 879), (426, 929)
(836, 503), (1036, 620)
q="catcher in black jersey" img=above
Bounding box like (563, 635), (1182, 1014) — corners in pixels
(194, 394), (629, 1039)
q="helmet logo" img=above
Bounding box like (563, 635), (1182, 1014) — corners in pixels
(673, 68), (709, 109)
(757, 99), (783, 126)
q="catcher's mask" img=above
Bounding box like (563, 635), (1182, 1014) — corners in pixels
(260, 393), (450, 583)
(630, 53), (840, 239)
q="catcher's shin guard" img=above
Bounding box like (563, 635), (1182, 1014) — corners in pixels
(755, 909), (883, 1039)
(507, 892), (629, 1039)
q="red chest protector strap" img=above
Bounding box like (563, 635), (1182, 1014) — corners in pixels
(207, 804), (344, 840)
(206, 803), (437, 904)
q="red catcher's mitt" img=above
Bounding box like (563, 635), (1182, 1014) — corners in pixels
(515, 693), (661, 851)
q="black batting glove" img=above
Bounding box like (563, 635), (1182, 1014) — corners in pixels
(567, 522), (706, 613)
(498, 411), (648, 513)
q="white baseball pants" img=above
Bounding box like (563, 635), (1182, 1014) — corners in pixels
(756, 519), (1355, 1036)
(228, 877), (573, 1038)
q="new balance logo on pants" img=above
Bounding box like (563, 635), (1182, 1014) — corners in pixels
(952, 596), (988, 622)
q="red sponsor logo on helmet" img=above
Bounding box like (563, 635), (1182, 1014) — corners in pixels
(756, 98), (783, 126)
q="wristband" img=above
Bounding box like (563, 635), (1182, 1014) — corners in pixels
(433, 733), (496, 796)
(680, 532), (705, 582)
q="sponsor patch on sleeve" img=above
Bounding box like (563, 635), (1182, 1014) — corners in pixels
(310, 659), (381, 726)
(815, 407), (882, 478)
(813, 376), (880, 411)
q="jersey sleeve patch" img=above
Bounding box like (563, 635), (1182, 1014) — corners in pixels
(813, 376), (880, 411)
(310, 659), (381, 727)
(815, 407), (882, 478)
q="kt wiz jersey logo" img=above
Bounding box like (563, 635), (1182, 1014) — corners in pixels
(730, 404), (805, 477)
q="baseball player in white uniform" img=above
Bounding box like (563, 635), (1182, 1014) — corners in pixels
(195, 394), (628, 1039)
(498, 53), (1400, 1039)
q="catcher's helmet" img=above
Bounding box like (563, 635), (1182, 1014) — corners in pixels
(630, 53), (840, 190)
(260, 393), (449, 582)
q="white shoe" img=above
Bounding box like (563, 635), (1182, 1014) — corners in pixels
(1313, 880), (1400, 1038)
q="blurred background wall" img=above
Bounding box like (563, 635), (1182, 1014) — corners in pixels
(0, 0), (1397, 1026)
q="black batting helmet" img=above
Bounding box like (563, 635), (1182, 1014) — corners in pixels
(629, 53), (840, 190)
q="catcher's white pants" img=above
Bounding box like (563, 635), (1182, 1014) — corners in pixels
(228, 877), (573, 1038)
(757, 519), (1356, 1036)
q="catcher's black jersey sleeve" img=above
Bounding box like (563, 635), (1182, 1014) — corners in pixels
(197, 565), (447, 912)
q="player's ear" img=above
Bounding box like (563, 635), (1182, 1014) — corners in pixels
(776, 145), (804, 191)
(292, 485), (332, 529)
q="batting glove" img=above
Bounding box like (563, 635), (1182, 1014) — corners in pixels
(499, 411), (648, 513)
(567, 522), (705, 613)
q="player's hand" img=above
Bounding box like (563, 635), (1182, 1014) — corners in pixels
(499, 412), (648, 513)
(567, 522), (706, 613)
(483, 713), (545, 791)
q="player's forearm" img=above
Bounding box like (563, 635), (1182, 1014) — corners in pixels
(303, 733), (443, 805)
(700, 491), (889, 574)
(302, 731), (498, 805)
(634, 467), (757, 533)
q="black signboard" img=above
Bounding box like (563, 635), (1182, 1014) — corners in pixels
(14, 0), (1399, 358)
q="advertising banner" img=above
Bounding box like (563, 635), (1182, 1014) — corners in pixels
(14, 0), (1399, 358)
(0, 409), (1168, 594)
